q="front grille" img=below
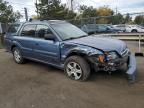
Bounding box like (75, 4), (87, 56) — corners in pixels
(121, 48), (129, 57)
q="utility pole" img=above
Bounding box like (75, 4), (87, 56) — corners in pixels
(71, 0), (73, 11)
(24, 7), (28, 21)
(36, 0), (38, 17)
(115, 6), (118, 15)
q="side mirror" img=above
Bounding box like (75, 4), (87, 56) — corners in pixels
(44, 34), (55, 41)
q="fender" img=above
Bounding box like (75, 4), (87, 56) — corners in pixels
(11, 40), (23, 51)
(61, 44), (103, 63)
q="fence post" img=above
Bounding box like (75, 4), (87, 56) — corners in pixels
(94, 17), (96, 34)
(80, 18), (83, 28)
(139, 35), (141, 52)
(135, 35), (144, 56)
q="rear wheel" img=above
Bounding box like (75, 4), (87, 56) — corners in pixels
(12, 47), (25, 64)
(131, 29), (137, 33)
(64, 56), (90, 81)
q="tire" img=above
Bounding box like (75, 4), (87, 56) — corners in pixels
(12, 47), (25, 64)
(131, 30), (137, 33)
(64, 56), (90, 81)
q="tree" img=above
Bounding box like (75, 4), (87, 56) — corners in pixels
(78, 6), (114, 24)
(0, 0), (22, 23)
(96, 6), (114, 24)
(134, 15), (144, 24)
(124, 13), (132, 24)
(31, 15), (39, 20)
(110, 13), (124, 24)
(79, 5), (97, 18)
(97, 6), (113, 16)
(36, 0), (76, 20)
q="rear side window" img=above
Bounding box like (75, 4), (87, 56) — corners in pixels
(21, 25), (36, 37)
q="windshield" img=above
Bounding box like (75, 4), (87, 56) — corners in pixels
(51, 23), (88, 40)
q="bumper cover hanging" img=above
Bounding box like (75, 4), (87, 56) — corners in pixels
(126, 54), (137, 82)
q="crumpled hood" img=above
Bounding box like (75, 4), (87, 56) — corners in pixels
(66, 36), (127, 54)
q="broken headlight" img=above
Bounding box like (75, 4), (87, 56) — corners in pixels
(106, 52), (118, 60)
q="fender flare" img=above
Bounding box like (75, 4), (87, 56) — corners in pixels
(11, 41), (22, 51)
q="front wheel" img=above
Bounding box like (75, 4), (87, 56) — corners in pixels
(64, 56), (90, 81)
(131, 30), (137, 33)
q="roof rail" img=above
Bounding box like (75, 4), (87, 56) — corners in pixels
(28, 17), (59, 22)
(28, 18), (47, 22)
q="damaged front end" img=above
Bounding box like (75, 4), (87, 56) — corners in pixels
(127, 54), (137, 82)
(87, 48), (136, 82)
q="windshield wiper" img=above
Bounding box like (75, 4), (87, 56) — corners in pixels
(64, 37), (78, 41)
(64, 35), (88, 41)
(80, 35), (88, 38)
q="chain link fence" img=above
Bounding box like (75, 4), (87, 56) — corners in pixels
(67, 12), (144, 34)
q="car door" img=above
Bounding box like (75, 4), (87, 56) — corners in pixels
(33, 24), (60, 65)
(15, 24), (36, 58)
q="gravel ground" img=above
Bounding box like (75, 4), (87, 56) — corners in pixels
(0, 41), (144, 108)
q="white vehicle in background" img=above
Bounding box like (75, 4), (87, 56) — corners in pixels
(125, 25), (144, 33)
(113, 24), (126, 32)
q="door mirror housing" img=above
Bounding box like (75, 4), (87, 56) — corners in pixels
(44, 34), (55, 41)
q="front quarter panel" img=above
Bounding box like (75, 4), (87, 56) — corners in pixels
(60, 42), (103, 63)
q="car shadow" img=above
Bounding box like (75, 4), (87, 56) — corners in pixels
(20, 59), (128, 82)
(28, 60), (60, 70)
(89, 67), (127, 82)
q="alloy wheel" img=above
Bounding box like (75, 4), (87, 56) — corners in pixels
(14, 49), (21, 63)
(66, 62), (82, 80)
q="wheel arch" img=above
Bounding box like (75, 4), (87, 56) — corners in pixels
(131, 29), (138, 32)
(11, 41), (22, 52)
(63, 51), (90, 64)
(11, 45), (17, 51)
(67, 51), (87, 58)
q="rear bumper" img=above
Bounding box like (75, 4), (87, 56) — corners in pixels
(126, 54), (137, 82)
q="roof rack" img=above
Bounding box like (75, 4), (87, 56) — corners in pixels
(29, 17), (59, 22)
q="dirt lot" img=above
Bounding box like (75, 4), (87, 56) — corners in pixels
(0, 41), (144, 108)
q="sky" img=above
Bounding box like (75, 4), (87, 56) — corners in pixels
(5, 0), (144, 21)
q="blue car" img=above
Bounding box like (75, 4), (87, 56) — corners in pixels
(81, 24), (123, 34)
(4, 20), (136, 81)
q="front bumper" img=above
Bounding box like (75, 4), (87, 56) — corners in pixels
(89, 53), (137, 82)
(127, 54), (137, 82)
(89, 54), (129, 71)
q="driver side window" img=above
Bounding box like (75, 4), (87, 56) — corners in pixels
(36, 25), (53, 39)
